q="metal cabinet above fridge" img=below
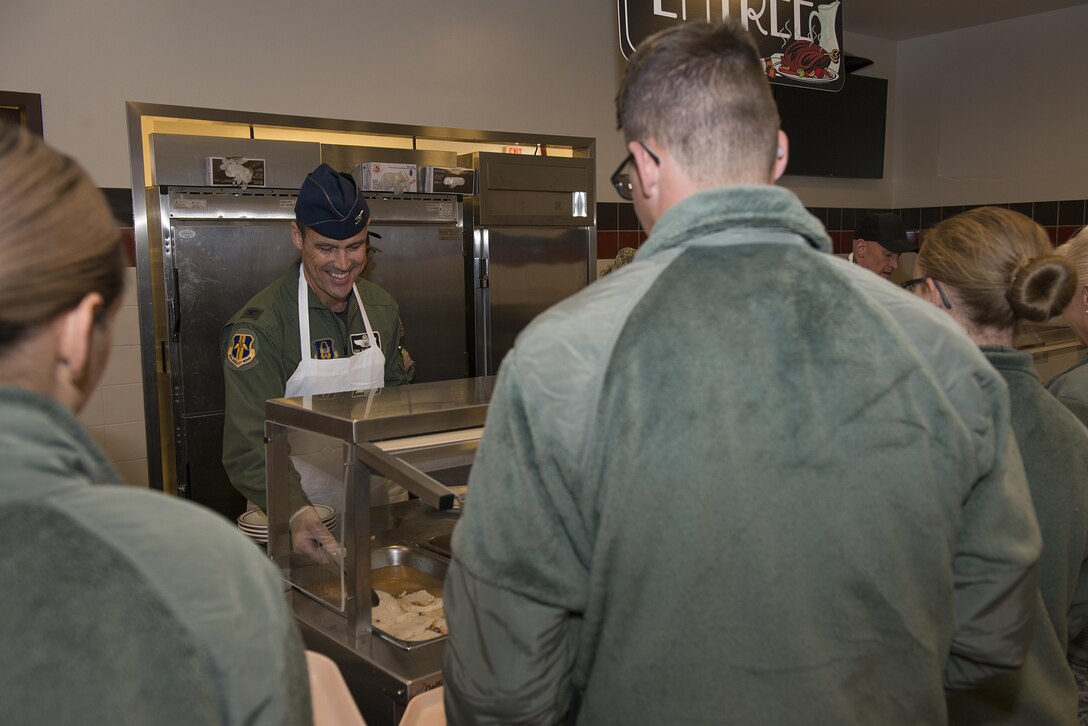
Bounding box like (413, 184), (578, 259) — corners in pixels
(461, 152), (597, 376)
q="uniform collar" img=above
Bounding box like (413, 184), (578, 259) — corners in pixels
(639, 185), (831, 260)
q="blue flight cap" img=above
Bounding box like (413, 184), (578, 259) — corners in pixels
(295, 163), (371, 240)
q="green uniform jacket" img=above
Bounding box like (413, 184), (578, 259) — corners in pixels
(1048, 354), (1088, 429)
(222, 261), (408, 511)
(0, 385), (312, 726)
(1047, 353), (1088, 668)
(946, 348), (1088, 724)
(443, 186), (1042, 725)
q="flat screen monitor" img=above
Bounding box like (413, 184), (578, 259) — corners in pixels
(773, 74), (888, 179)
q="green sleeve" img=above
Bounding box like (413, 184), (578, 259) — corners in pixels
(383, 315), (409, 386)
(944, 416), (1043, 689)
(221, 323), (308, 513)
(1055, 394), (1088, 430)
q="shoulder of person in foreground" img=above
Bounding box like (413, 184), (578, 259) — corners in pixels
(0, 486), (312, 726)
(445, 267), (672, 725)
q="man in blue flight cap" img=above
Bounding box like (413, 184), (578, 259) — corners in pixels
(221, 163), (410, 558)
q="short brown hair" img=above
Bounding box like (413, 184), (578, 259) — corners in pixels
(0, 124), (122, 351)
(918, 206), (1075, 328)
(616, 20), (780, 185)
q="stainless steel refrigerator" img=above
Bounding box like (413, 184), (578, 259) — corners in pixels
(139, 135), (467, 518)
(461, 152), (597, 375)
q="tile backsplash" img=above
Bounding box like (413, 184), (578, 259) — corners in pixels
(597, 197), (1088, 258)
(807, 199), (1087, 255)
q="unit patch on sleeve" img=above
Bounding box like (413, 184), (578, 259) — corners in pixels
(312, 338), (336, 360)
(226, 328), (259, 369)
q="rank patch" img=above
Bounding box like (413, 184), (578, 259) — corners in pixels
(241, 307), (263, 321)
(312, 338), (336, 360)
(227, 329), (258, 368)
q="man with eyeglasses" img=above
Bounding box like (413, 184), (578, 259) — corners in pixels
(849, 212), (917, 279)
(442, 19), (1040, 725)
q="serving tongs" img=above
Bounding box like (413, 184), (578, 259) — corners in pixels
(316, 544), (379, 606)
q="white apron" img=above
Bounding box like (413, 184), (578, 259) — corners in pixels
(284, 266), (385, 397)
(284, 267), (403, 508)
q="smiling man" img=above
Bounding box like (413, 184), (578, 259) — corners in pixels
(850, 212), (916, 279)
(221, 163), (409, 556)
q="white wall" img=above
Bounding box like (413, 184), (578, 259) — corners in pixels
(893, 4), (1088, 207)
(1, 0), (902, 207)
(0, 0), (628, 198)
(76, 267), (148, 486)
(3, 3), (1084, 207)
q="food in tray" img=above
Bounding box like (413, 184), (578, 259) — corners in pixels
(372, 589), (448, 641)
(776, 39), (832, 79)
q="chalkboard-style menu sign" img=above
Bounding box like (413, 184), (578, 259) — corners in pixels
(618, 0), (845, 92)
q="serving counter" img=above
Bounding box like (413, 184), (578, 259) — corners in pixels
(264, 377), (494, 725)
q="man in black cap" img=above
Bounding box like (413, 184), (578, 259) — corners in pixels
(221, 163), (410, 558)
(850, 212), (916, 280)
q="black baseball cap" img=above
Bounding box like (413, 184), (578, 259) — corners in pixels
(854, 213), (914, 254)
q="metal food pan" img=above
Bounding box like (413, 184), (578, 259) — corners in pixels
(370, 546), (449, 650)
(371, 545), (448, 580)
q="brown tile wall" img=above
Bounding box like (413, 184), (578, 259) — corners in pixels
(596, 201), (648, 260)
(808, 199), (1087, 254)
(597, 198), (1088, 258)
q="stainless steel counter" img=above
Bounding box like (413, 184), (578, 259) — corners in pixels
(293, 498), (461, 726)
(263, 377), (494, 726)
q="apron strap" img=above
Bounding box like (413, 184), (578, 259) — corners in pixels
(297, 266), (375, 360)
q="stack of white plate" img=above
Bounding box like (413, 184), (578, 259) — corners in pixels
(237, 504), (337, 545)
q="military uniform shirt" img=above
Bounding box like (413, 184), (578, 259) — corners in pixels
(221, 261), (408, 511)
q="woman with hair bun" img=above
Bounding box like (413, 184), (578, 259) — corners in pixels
(0, 124), (313, 725)
(908, 206), (1088, 725)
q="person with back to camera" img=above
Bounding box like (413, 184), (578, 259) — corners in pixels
(1048, 227), (1088, 425)
(1047, 226), (1088, 724)
(222, 162), (411, 560)
(0, 124), (312, 724)
(849, 211), (917, 279)
(906, 207), (1088, 725)
(441, 19), (1042, 725)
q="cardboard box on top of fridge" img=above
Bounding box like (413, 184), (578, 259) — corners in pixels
(420, 166), (477, 195)
(353, 162), (417, 193)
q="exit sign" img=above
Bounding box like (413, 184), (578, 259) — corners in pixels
(505, 146), (524, 154)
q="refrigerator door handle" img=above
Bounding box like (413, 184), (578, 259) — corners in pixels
(478, 257), (489, 288)
(169, 267), (181, 340)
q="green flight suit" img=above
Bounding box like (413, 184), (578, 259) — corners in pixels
(221, 261), (408, 511)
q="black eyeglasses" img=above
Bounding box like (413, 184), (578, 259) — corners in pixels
(611, 142), (660, 200)
(901, 277), (952, 309)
